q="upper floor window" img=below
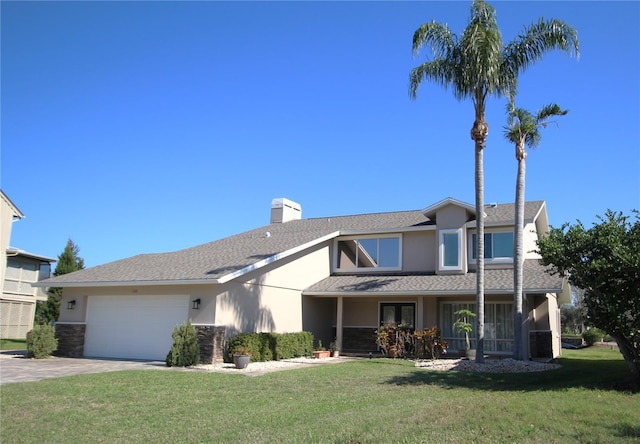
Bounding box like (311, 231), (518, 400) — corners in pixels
(439, 228), (463, 271)
(471, 232), (514, 261)
(335, 236), (401, 271)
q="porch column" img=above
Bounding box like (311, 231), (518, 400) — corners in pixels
(336, 296), (344, 351)
(417, 297), (424, 329)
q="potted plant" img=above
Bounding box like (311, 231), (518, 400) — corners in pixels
(312, 340), (330, 359)
(231, 345), (252, 369)
(330, 339), (339, 358)
(453, 309), (476, 359)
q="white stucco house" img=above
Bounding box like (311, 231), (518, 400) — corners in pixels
(36, 197), (569, 362)
(1, 190), (56, 339)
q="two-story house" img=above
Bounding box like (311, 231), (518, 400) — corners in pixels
(1, 190), (56, 339)
(37, 197), (568, 362)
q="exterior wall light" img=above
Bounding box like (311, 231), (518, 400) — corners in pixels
(192, 298), (201, 310)
(67, 300), (76, 310)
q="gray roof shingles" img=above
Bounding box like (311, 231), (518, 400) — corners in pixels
(40, 201), (547, 288)
(41, 210), (430, 285)
(304, 260), (562, 295)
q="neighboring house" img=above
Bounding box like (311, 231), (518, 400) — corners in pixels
(36, 197), (569, 362)
(1, 190), (56, 339)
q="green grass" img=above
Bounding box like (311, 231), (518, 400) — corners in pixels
(1, 348), (638, 443)
(0, 338), (26, 350)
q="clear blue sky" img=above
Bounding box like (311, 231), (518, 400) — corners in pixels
(2, 1), (639, 268)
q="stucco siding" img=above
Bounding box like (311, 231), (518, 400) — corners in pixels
(215, 243), (331, 336)
(402, 231), (436, 272)
(59, 285), (214, 324)
(523, 221), (541, 259)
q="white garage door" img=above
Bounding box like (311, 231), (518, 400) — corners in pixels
(84, 295), (189, 360)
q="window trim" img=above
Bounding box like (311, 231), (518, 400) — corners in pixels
(333, 234), (402, 272)
(379, 301), (416, 329)
(469, 231), (514, 264)
(439, 228), (463, 271)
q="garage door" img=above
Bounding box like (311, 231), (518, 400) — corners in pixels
(84, 295), (189, 360)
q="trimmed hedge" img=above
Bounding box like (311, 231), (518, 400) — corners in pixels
(227, 331), (313, 362)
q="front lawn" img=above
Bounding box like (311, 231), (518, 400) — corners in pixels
(1, 347), (638, 443)
(0, 338), (26, 350)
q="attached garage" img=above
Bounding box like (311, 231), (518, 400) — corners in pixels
(84, 295), (189, 360)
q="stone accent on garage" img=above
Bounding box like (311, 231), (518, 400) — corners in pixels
(194, 324), (225, 364)
(54, 322), (86, 358)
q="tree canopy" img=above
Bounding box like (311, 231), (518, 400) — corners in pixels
(409, 0), (578, 363)
(537, 210), (640, 383)
(35, 238), (85, 325)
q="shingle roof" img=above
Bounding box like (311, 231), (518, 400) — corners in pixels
(37, 200), (546, 288)
(37, 210), (430, 286)
(304, 260), (562, 295)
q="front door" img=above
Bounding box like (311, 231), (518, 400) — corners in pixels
(380, 302), (415, 328)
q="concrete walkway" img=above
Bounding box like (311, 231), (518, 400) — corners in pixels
(0, 350), (174, 385)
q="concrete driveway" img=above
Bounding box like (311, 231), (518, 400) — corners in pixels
(0, 350), (173, 385)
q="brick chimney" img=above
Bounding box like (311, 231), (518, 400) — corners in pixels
(270, 198), (301, 223)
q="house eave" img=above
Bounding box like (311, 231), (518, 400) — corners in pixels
(304, 287), (563, 297)
(31, 278), (222, 288)
(339, 225), (436, 236)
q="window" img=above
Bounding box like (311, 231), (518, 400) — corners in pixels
(441, 302), (514, 352)
(336, 236), (401, 271)
(471, 232), (514, 261)
(380, 303), (415, 328)
(439, 228), (463, 270)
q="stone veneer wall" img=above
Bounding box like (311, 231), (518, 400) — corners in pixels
(194, 325), (226, 364)
(342, 327), (378, 352)
(529, 330), (553, 359)
(54, 323), (86, 358)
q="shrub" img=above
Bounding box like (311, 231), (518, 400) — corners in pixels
(166, 321), (200, 367)
(415, 327), (448, 360)
(227, 332), (313, 362)
(375, 323), (413, 358)
(26, 325), (58, 359)
(582, 328), (605, 346)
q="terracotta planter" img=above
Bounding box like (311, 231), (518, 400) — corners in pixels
(233, 354), (251, 369)
(313, 350), (331, 359)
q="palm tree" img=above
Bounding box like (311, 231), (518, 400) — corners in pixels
(504, 103), (568, 360)
(409, 0), (578, 363)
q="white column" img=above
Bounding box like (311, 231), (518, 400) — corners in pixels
(417, 297), (424, 329)
(336, 296), (344, 350)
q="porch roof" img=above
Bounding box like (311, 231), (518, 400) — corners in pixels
(303, 260), (563, 296)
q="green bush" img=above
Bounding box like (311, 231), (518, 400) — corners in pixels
(26, 325), (58, 359)
(166, 321), (200, 367)
(275, 332), (313, 359)
(582, 328), (605, 346)
(227, 332), (313, 362)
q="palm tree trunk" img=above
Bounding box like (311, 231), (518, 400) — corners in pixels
(471, 117), (487, 364)
(513, 143), (526, 360)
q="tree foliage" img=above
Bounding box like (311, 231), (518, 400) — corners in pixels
(35, 239), (85, 325)
(504, 102), (567, 360)
(537, 210), (640, 383)
(409, 0), (578, 363)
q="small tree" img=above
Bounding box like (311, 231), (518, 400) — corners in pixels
(36, 239), (85, 325)
(166, 321), (200, 367)
(537, 210), (640, 384)
(453, 309), (476, 351)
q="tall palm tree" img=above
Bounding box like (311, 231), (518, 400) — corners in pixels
(504, 103), (568, 360)
(409, 0), (578, 362)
